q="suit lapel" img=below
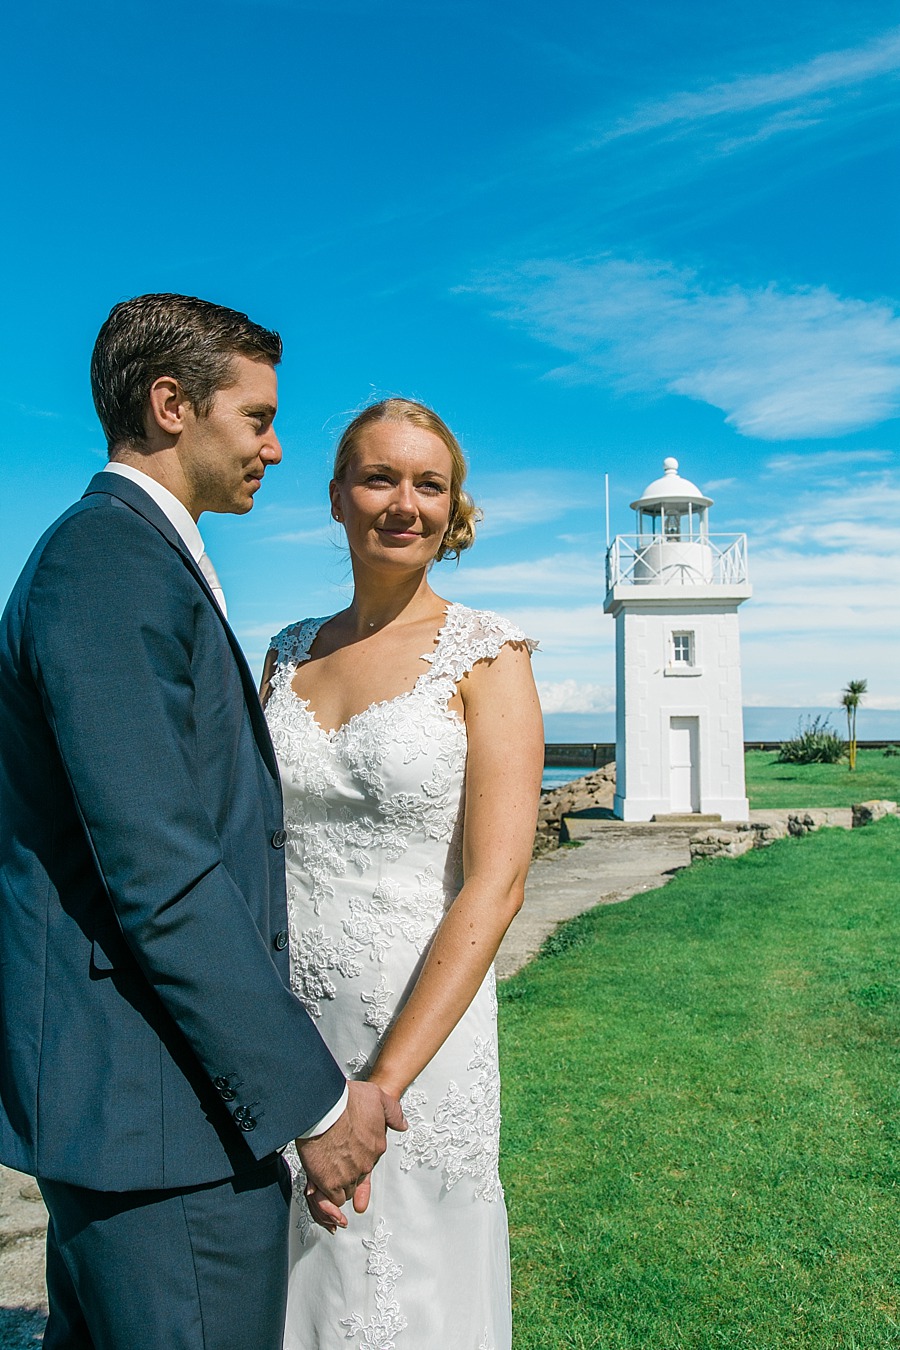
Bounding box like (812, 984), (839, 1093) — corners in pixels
(82, 473), (280, 782)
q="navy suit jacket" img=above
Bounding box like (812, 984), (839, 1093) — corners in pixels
(0, 472), (344, 1190)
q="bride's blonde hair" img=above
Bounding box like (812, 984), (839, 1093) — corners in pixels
(332, 398), (479, 562)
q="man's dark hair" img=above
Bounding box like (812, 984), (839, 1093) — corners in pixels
(90, 293), (283, 451)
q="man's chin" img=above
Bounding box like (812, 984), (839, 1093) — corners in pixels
(203, 497), (255, 516)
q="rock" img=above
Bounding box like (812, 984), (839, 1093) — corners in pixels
(787, 813), (818, 837)
(852, 800), (899, 828)
(689, 827), (753, 860)
(751, 819), (788, 846)
(533, 764), (616, 856)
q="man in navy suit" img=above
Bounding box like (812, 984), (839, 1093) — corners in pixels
(0, 295), (404, 1348)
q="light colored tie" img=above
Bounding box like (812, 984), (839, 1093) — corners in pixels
(197, 552), (228, 619)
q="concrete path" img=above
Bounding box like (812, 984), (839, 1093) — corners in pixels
(496, 816), (699, 978)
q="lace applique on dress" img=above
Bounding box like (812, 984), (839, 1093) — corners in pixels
(289, 923), (362, 1017)
(397, 1032), (503, 1203)
(419, 604), (538, 686)
(343, 867), (448, 963)
(361, 974), (394, 1038)
(340, 1220), (407, 1347)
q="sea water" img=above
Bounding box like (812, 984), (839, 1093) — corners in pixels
(541, 766), (592, 791)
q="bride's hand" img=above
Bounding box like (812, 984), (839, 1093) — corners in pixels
(304, 1182), (347, 1234)
(305, 1169), (374, 1231)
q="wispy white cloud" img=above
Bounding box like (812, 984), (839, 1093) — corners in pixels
(472, 257), (900, 439)
(597, 27), (900, 143)
(452, 551), (601, 596)
(715, 105), (828, 154)
(498, 604), (611, 652)
(765, 448), (894, 474)
(266, 526), (335, 545)
(470, 470), (599, 536)
(737, 473), (900, 704)
(537, 679), (615, 714)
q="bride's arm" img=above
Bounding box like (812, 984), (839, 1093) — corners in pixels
(367, 641), (544, 1100)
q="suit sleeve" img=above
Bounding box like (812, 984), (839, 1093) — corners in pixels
(26, 506), (345, 1156)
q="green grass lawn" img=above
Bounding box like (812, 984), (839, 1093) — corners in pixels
(500, 818), (900, 1348)
(745, 748), (900, 810)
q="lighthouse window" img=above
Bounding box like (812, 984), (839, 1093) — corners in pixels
(672, 632), (694, 665)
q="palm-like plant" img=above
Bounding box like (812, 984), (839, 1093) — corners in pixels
(840, 679), (868, 771)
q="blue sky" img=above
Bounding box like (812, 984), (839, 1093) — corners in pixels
(3, 0), (898, 727)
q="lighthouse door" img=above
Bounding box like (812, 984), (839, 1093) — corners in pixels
(669, 716), (699, 812)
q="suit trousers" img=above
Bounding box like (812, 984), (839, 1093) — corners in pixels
(38, 1154), (292, 1350)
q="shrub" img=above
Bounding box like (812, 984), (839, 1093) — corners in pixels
(778, 715), (846, 765)
(884, 745), (900, 758)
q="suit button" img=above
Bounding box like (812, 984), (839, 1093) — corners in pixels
(212, 1076), (229, 1091)
(234, 1105), (257, 1132)
(274, 930), (288, 951)
(271, 829), (287, 849)
(220, 1087), (236, 1102)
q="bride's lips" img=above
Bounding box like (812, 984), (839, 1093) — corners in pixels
(377, 527), (421, 539)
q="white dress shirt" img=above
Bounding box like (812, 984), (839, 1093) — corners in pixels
(101, 462), (349, 1140)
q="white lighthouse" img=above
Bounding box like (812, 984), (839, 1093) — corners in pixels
(604, 458), (751, 822)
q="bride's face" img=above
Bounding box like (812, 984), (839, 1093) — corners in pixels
(331, 422), (454, 573)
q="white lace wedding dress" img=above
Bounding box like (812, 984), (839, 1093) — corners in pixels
(264, 602), (536, 1350)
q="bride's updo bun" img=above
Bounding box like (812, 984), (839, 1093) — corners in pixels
(333, 398), (480, 562)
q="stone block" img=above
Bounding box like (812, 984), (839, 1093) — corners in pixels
(751, 819), (788, 846)
(852, 800), (899, 828)
(787, 813), (818, 837)
(534, 765), (617, 856)
(689, 827), (754, 860)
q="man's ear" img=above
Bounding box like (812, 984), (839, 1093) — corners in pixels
(146, 376), (189, 438)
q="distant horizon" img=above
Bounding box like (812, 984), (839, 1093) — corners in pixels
(543, 707), (900, 744)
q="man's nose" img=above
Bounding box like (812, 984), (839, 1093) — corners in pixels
(262, 432), (283, 465)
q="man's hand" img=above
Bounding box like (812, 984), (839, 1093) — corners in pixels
(297, 1080), (406, 1216)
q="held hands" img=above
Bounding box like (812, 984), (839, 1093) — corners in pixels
(296, 1080), (406, 1233)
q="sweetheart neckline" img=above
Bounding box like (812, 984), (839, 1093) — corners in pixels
(276, 676), (467, 743)
(282, 603), (463, 739)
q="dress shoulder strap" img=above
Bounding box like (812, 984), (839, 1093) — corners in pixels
(269, 616), (329, 672)
(423, 603), (538, 685)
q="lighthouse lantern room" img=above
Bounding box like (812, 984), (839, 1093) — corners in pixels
(604, 458), (751, 822)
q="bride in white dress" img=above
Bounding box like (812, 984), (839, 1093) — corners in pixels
(261, 398), (543, 1349)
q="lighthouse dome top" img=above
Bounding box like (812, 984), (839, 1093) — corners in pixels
(630, 457), (713, 511)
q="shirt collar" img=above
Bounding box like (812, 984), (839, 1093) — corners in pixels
(102, 462), (205, 563)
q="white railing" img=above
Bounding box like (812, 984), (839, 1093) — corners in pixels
(606, 534), (748, 589)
